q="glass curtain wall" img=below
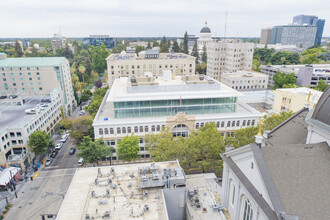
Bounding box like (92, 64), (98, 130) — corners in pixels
(114, 97), (237, 118)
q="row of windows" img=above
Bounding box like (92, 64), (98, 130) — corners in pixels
(1, 67), (39, 71)
(2, 72), (40, 76)
(111, 63), (193, 70)
(99, 125), (165, 135)
(196, 119), (255, 129)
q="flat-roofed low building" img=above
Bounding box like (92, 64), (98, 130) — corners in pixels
(221, 71), (268, 91)
(273, 87), (322, 112)
(93, 74), (261, 162)
(0, 54), (76, 115)
(56, 161), (228, 220)
(0, 89), (62, 170)
(107, 49), (196, 87)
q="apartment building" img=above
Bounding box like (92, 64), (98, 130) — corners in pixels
(273, 87), (322, 112)
(106, 49), (196, 86)
(0, 89), (62, 171)
(207, 39), (254, 81)
(93, 74), (261, 162)
(0, 53), (76, 115)
(221, 71), (268, 91)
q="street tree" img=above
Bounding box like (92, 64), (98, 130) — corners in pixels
(117, 134), (140, 163)
(77, 136), (113, 165)
(14, 40), (23, 57)
(153, 41), (159, 47)
(183, 31), (189, 54)
(78, 64), (86, 83)
(28, 131), (53, 157)
(66, 116), (94, 144)
(92, 43), (110, 74)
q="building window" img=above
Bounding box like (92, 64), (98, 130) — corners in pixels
(251, 120), (255, 126)
(195, 123), (199, 129)
(216, 122), (220, 128)
(99, 128), (103, 135)
(243, 120), (246, 126)
(200, 122), (204, 127)
(242, 198), (253, 220)
(134, 126), (138, 133)
(122, 127), (126, 134)
(232, 121), (235, 127)
(117, 127), (121, 134)
(156, 125), (160, 131)
(236, 121), (240, 127)
(110, 128), (114, 134)
(229, 181), (235, 206)
(110, 140), (115, 146)
(145, 126), (149, 132)
(221, 121), (225, 127)
(151, 125), (155, 132)
(139, 126), (143, 132)
(227, 121), (231, 127)
(247, 120), (251, 126)
(139, 138), (144, 144)
(104, 128), (109, 134)
(127, 127), (131, 133)
(251, 162), (254, 169)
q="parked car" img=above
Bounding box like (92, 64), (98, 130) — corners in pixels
(60, 134), (68, 143)
(77, 158), (84, 166)
(69, 147), (76, 155)
(79, 110), (85, 115)
(50, 151), (58, 158)
(45, 158), (53, 166)
(55, 143), (63, 151)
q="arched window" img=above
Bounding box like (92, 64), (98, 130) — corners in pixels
(229, 181), (236, 206)
(201, 122), (204, 127)
(110, 128), (114, 134)
(251, 120), (255, 126)
(232, 121), (235, 127)
(216, 122), (220, 128)
(151, 125), (155, 132)
(104, 128), (109, 135)
(236, 121), (240, 127)
(134, 126), (138, 133)
(172, 124), (189, 137)
(247, 120), (251, 126)
(127, 127), (131, 133)
(145, 126), (149, 132)
(242, 120), (246, 126)
(139, 126), (143, 132)
(196, 123), (199, 129)
(221, 121), (225, 127)
(241, 198), (253, 220)
(227, 121), (231, 127)
(162, 125), (165, 130)
(122, 127), (126, 134)
(117, 127), (121, 134)
(156, 125), (160, 131)
(99, 128), (103, 135)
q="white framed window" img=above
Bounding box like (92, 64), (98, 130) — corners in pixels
(241, 198), (253, 220)
(229, 181), (236, 207)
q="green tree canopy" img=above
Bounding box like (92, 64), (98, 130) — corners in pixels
(172, 40), (180, 53)
(147, 41), (152, 49)
(14, 40), (23, 57)
(160, 36), (169, 53)
(77, 136), (113, 165)
(92, 43), (110, 74)
(315, 79), (329, 92)
(201, 45), (207, 63)
(117, 135), (140, 162)
(191, 42), (199, 64)
(152, 41), (159, 47)
(28, 131), (53, 157)
(183, 32), (189, 54)
(273, 71), (297, 89)
(64, 116), (94, 144)
(135, 45), (145, 55)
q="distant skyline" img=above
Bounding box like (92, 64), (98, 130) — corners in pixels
(1, 0), (329, 38)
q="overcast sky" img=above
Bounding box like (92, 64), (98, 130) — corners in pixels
(1, 0), (329, 38)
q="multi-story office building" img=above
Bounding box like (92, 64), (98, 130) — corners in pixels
(261, 64), (330, 88)
(293, 14), (326, 46)
(51, 34), (67, 53)
(273, 87), (322, 112)
(82, 35), (116, 49)
(106, 49), (196, 86)
(93, 74), (261, 161)
(207, 39), (254, 81)
(221, 71), (268, 91)
(260, 28), (272, 44)
(0, 89), (62, 170)
(270, 25), (317, 48)
(0, 53), (76, 115)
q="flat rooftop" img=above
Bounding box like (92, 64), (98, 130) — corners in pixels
(0, 57), (66, 67)
(223, 71), (267, 78)
(57, 161), (180, 220)
(261, 64), (330, 75)
(106, 52), (194, 61)
(0, 96), (52, 131)
(107, 76), (242, 102)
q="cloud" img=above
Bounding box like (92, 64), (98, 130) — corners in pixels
(0, 0), (329, 37)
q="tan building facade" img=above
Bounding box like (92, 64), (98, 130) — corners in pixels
(207, 39), (254, 82)
(106, 50), (196, 86)
(273, 87), (322, 112)
(0, 54), (76, 115)
(221, 71), (268, 91)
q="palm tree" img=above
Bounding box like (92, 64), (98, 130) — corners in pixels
(78, 65), (86, 83)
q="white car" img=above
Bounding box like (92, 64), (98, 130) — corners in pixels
(55, 143), (63, 150)
(60, 134), (69, 143)
(79, 110), (85, 115)
(45, 158), (53, 166)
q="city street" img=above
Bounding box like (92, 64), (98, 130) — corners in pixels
(4, 168), (76, 220)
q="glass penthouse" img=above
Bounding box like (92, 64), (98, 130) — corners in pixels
(93, 74), (261, 162)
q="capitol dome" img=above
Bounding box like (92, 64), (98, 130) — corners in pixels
(200, 21), (211, 33)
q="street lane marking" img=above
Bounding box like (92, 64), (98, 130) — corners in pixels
(32, 172), (40, 179)
(58, 140), (72, 168)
